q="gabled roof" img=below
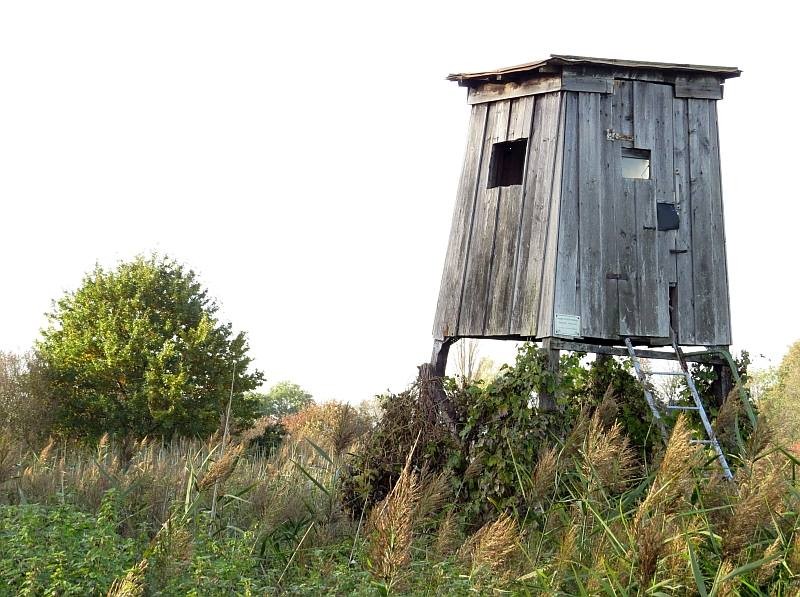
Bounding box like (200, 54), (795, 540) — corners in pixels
(447, 54), (742, 84)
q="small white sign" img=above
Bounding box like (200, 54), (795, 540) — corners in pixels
(554, 314), (581, 338)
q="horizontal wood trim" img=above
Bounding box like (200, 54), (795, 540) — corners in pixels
(468, 73), (723, 103)
(467, 76), (561, 104)
(546, 338), (726, 364)
(674, 75), (723, 99)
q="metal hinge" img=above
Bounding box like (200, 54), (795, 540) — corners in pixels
(606, 128), (634, 142)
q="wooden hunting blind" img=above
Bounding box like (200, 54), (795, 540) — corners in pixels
(432, 54), (741, 360)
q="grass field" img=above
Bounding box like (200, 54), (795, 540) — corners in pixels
(2, 352), (800, 595)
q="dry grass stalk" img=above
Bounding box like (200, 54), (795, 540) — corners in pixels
(106, 559), (148, 597)
(366, 452), (420, 588)
(635, 513), (665, 587)
(554, 522), (578, 576)
(712, 387), (743, 452)
(38, 437), (56, 463)
(722, 455), (787, 559)
(581, 415), (637, 494)
(636, 414), (701, 528)
(458, 512), (521, 577)
(414, 469), (450, 524)
(595, 383), (619, 429)
(197, 443), (243, 491)
(756, 535), (783, 584)
(529, 445), (559, 504)
(713, 560), (738, 597)
(463, 454), (483, 481)
(434, 510), (460, 557)
(787, 530), (800, 574)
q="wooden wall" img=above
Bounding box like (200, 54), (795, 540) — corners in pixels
(433, 80), (732, 347)
(432, 92), (564, 340)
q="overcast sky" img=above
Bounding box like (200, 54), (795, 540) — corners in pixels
(1, 1), (797, 402)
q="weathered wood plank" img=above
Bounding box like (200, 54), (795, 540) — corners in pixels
(553, 92), (581, 331)
(632, 82), (668, 337)
(601, 91), (620, 338)
(577, 92), (605, 338)
(672, 97), (696, 344)
(432, 104), (488, 339)
(674, 75), (723, 100)
(688, 98), (716, 344)
(511, 92), (562, 335)
(535, 93), (567, 336)
(458, 100), (511, 336)
(467, 76), (561, 105)
(613, 80), (639, 336)
(650, 84), (677, 307)
(561, 71), (614, 94)
(708, 101), (732, 344)
(486, 96), (535, 335)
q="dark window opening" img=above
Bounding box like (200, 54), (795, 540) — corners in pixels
(621, 147), (651, 180)
(488, 138), (527, 188)
(657, 202), (680, 231)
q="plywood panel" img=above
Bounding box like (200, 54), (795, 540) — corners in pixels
(432, 104), (488, 339)
(486, 96), (535, 335)
(459, 100), (511, 335)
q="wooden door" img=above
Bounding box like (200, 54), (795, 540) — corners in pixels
(613, 81), (671, 338)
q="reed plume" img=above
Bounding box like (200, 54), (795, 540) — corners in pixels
(458, 512), (520, 577)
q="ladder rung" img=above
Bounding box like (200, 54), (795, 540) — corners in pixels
(649, 371), (684, 376)
(667, 405), (699, 410)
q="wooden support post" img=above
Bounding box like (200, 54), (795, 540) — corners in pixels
(431, 337), (455, 377)
(710, 362), (733, 409)
(417, 337), (460, 441)
(539, 338), (559, 411)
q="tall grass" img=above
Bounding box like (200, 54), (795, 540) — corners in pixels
(2, 400), (800, 595)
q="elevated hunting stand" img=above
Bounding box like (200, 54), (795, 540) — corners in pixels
(428, 55), (750, 477)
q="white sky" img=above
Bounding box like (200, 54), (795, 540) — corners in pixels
(1, 2), (797, 402)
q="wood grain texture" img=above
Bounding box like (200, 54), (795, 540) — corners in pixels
(535, 93), (567, 337)
(468, 76), (561, 104)
(511, 92), (563, 335)
(486, 96), (535, 335)
(576, 92), (605, 338)
(674, 75), (724, 100)
(672, 97), (697, 344)
(708, 101), (732, 344)
(613, 80), (639, 336)
(632, 81), (668, 337)
(552, 92), (581, 325)
(688, 98), (716, 344)
(458, 100), (511, 336)
(432, 104), (488, 339)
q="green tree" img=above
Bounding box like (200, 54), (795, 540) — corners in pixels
(37, 255), (263, 440)
(252, 381), (314, 418)
(761, 341), (800, 444)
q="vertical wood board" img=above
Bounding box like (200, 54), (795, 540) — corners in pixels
(432, 104), (488, 338)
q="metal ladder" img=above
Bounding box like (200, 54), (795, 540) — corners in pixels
(623, 335), (733, 480)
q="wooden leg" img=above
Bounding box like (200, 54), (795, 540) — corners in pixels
(711, 362), (733, 409)
(430, 337), (455, 378)
(418, 339), (459, 440)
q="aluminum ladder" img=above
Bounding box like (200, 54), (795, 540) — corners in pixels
(624, 335), (733, 480)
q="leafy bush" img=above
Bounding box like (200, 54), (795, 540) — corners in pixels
(0, 494), (139, 596)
